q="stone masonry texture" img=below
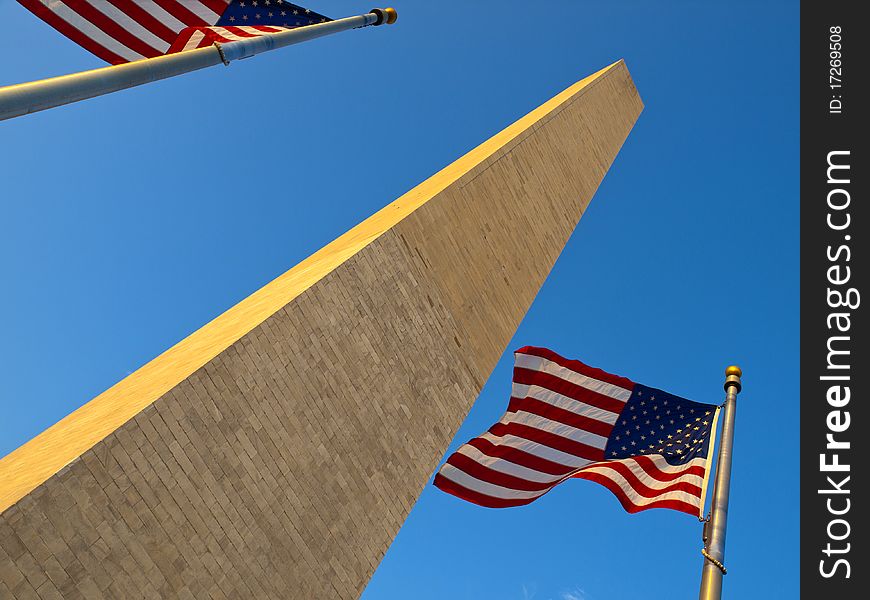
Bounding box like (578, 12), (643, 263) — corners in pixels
(1, 62), (642, 599)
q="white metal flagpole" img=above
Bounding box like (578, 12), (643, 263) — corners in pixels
(699, 365), (742, 600)
(0, 7), (397, 122)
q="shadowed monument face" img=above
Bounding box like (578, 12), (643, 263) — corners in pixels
(0, 61), (643, 599)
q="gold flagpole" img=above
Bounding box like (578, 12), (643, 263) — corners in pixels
(698, 366), (742, 599)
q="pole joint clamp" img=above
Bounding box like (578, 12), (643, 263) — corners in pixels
(368, 8), (397, 26)
(214, 42), (230, 66)
(701, 548), (727, 575)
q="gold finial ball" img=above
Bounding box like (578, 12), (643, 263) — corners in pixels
(384, 7), (398, 24)
(725, 365), (742, 378)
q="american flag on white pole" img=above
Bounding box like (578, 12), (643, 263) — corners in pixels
(434, 347), (720, 517)
(17, 0), (330, 65)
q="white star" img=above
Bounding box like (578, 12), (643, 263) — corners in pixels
(229, 16), (235, 21)
(281, 10), (286, 15)
(242, 14), (248, 20)
(252, 1), (258, 5)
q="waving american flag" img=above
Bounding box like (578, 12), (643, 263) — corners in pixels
(435, 347), (720, 517)
(17, 0), (330, 65)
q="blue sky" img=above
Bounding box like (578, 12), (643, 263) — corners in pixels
(0, 1), (798, 599)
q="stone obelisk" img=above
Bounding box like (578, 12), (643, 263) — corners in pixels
(0, 60), (643, 599)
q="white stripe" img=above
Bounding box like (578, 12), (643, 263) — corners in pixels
(456, 445), (567, 484)
(237, 25), (283, 34)
(515, 352), (632, 402)
(577, 464), (702, 509)
(43, 1), (143, 61)
(85, 0), (170, 52)
(479, 432), (593, 469)
(128, 0), (187, 33)
(207, 26), (253, 42)
(438, 464), (545, 500)
(178, 0), (221, 24)
(500, 411), (609, 450)
(579, 457), (704, 491)
(182, 29), (205, 50)
(512, 382), (620, 424)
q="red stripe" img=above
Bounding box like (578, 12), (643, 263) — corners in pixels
(507, 396), (614, 438)
(17, 0), (127, 64)
(574, 461), (702, 499)
(573, 471), (700, 516)
(59, 0), (162, 58)
(151, 0), (209, 27)
(631, 455), (706, 483)
(516, 346), (635, 391)
(466, 437), (576, 476)
(196, 32), (214, 48)
(167, 26), (192, 53)
(513, 368), (627, 415)
(445, 453), (559, 493)
(488, 422), (605, 462)
(103, 0), (179, 44)
(433, 473), (536, 509)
